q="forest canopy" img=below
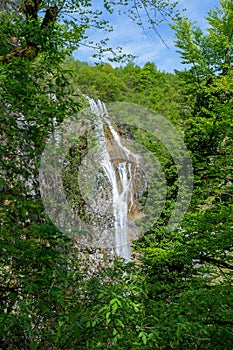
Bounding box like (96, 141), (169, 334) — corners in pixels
(0, 0), (232, 349)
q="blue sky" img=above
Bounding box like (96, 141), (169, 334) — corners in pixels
(74, 0), (220, 72)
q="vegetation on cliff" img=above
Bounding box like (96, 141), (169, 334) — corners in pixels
(0, 1), (232, 348)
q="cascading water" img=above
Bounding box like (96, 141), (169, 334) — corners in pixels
(87, 98), (140, 261)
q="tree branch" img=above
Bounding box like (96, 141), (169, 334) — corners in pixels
(0, 0), (59, 63)
(204, 319), (233, 326)
(41, 5), (58, 29)
(21, 0), (42, 21)
(199, 255), (233, 270)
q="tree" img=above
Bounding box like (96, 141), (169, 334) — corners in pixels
(137, 2), (233, 348)
(1, 0), (181, 349)
(0, 0), (178, 63)
(2, 0), (232, 348)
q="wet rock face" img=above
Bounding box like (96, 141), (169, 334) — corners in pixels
(103, 120), (146, 217)
(62, 99), (147, 261)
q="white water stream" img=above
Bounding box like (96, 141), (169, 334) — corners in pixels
(88, 98), (139, 261)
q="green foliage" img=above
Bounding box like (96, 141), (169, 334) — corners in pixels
(0, 0), (178, 63)
(136, 2), (233, 348)
(0, 4), (82, 348)
(66, 59), (182, 124)
(1, 0), (233, 349)
(66, 60), (127, 101)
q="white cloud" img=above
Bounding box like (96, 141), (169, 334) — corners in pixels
(74, 0), (220, 72)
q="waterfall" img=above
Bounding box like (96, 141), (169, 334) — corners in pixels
(87, 98), (139, 261)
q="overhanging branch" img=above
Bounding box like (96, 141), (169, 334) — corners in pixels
(199, 255), (233, 270)
(0, 0), (59, 63)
